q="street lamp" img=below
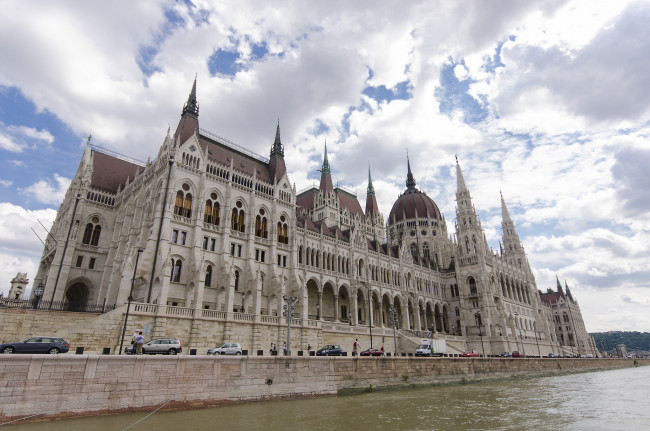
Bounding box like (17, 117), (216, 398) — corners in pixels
(451, 324), (456, 336)
(241, 292), (245, 313)
(33, 282), (44, 309)
(119, 249), (143, 355)
(388, 306), (398, 356)
(282, 295), (297, 356)
(514, 311), (526, 356)
(475, 312), (485, 357)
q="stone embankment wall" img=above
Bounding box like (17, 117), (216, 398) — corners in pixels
(0, 355), (646, 421)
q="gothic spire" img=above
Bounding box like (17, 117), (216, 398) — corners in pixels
(318, 141), (333, 193)
(321, 141), (331, 174)
(270, 119), (284, 158)
(268, 120), (286, 183)
(456, 155), (468, 193)
(556, 275), (564, 294)
(406, 155), (416, 190)
(182, 75), (199, 118)
(501, 191), (512, 222)
(367, 165), (375, 196)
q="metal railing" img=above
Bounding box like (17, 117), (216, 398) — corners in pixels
(0, 298), (115, 313)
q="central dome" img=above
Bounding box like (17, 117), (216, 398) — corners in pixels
(388, 159), (442, 224)
(388, 187), (442, 224)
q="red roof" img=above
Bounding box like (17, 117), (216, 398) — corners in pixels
(90, 151), (144, 194)
(388, 188), (442, 223)
(197, 135), (271, 183)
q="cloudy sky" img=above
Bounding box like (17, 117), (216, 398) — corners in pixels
(1, 0), (649, 332)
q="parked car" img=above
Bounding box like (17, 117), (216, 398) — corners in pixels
(316, 345), (343, 356)
(125, 338), (182, 355)
(547, 353), (559, 358)
(0, 337), (69, 354)
(512, 351), (525, 358)
(563, 353), (573, 358)
(360, 348), (384, 357)
(498, 351), (512, 357)
(461, 350), (479, 357)
(208, 343), (242, 355)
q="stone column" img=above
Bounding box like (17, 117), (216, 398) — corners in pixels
(318, 291), (323, 320)
(334, 295), (339, 322)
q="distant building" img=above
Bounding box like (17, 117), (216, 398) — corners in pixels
(8, 273), (28, 300)
(29, 79), (597, 355)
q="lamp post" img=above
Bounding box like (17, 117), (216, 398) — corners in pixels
(367, 286), (373, 349)
(241, 292), (245, 313)
(451, 324), (456, 337)
(119, 249), (143, 355)
(282, 295), (297, 356)
(388, 306), (398, 356)
(33, 282), (44, 309)
(475, 312), (485, 357)
(514, 311), (526, 356)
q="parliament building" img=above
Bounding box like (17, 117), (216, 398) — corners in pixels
(29, 80), (598, 356)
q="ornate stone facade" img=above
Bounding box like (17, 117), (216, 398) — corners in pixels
(31, 80), (597, 356)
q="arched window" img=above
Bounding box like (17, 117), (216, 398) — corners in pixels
(277, 215), (288, 244)
(82, 217), (101, 246)
(204, 193), (220, 226)
(174, 184), (193, 218)
(172, 259), (182, 283)
(231, 201), (245, 232)
(410, 244), (418, 259)
(472, 235), (477, 253)
(468, 276), (477, 294)
(255, 209), (268, 238)
(205, 265), (212, 287)
(465, 237), (470, 254)
(234, 270), (240, 291)
(423, 243), (430, 261)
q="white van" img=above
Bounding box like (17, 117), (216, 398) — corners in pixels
(415, 339), (446, 357)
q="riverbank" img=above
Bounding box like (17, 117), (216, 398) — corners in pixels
(0, 355), (646, 423)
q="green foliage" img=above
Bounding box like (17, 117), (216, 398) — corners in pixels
(401, 375), (409, 382)
(590, 331), (650, 352)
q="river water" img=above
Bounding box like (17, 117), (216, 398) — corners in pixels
(7, 365), (649, 430)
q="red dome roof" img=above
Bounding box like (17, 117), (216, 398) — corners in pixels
(388, 188), (442, 224)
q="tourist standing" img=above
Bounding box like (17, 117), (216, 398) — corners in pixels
(283, 342), (287, 356)
(353, 339), (360, 356)
(135, 331), (144, 355)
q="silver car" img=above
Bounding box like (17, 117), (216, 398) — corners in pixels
(127, 338), (182, 355)
(208, 342), (242, 355)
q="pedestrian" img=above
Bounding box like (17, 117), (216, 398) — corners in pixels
(380, 344), (385, 356)
(270, 342), (274, 355)
(283, 342), (287, 356)
(353, 339), (359, 356)
(307, 343), (311, 352)
(272, 344), (277, 355)
(135, 331), (144, 355)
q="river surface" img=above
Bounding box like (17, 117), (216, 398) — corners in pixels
(6, 365), (649, 430)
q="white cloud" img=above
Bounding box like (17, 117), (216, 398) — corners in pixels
(0, 132), (24, 152)
(0, 203), (56, 296)
(0, 179), (13, 187)
(0, 123), (55, 152)
(19, 174), (71, 205)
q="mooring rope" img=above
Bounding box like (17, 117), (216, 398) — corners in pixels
(120, 399), (173, 431)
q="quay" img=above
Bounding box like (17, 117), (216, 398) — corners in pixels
(0, 355), (646, 423)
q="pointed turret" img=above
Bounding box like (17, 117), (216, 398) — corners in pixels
(456, 155), (468, 193)
(174, 77), (200, 146)
(500, 192), (528, 270)
(365, 166), (379, 216)
(318, 142), (334, 193)
(556, 275), (564, 295)
(501, 191), (512, 223)
(406, 156), (417, 190)
(565, 280), (573, 301)
(268, 120), (286, 183)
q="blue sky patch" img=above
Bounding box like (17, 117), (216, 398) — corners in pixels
(363, 79), (413, 104)
(436, 61), (489, 124)
(208, 49), (242, 76)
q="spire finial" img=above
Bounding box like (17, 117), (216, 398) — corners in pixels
(406, 154), (416, 190)
(367, 164), (375, 196)
(182, 75), (199, 118)
(270, 119), (284, 158)
(501, 191), (512, 222)
(321, 140), (331, 174)
(456, 156), (467, 193)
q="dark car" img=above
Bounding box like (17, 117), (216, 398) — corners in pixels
(1, 337), (69, 354)
(499, 351), (512, 357)
(547, 353), (559, 358)
(512, 351), (526, 358)
(125, 338), (182, 355)
(360, 348), (384, 357)
(316, 345), (343, 356)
